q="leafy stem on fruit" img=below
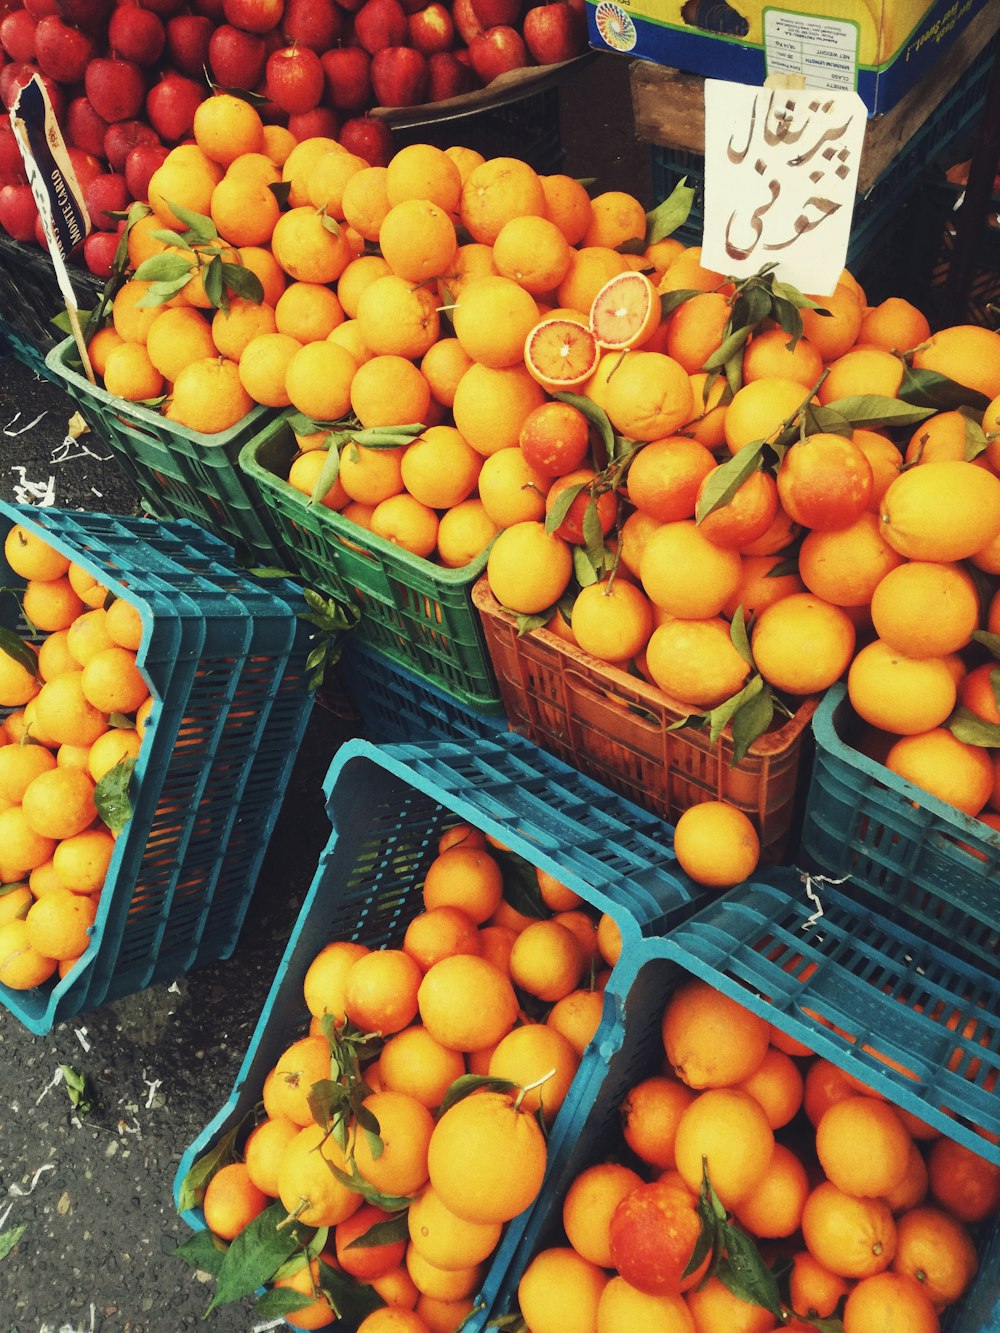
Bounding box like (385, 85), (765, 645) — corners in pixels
(281, 413), (424, 508)
(0, 624), (39, 680)
(512, 1067), (556, 1114)
(130, 200), (264, 312)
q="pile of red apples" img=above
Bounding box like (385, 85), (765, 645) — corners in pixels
(0, 0), (586, 275)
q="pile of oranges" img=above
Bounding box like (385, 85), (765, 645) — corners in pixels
(515, 975), (1000, 1333)
(0, 523), (150, 989)
(191, 823), (624, 1331)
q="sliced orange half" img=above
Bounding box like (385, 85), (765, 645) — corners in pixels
(524, 317), (600, 393)
(589, 269), (661, 351)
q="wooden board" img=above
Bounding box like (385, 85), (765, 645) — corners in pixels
(629, 0), (1000, 192)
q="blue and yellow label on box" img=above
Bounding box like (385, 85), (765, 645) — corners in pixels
(588, 0), (988, 112)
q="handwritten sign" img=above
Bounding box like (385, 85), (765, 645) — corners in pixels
(701, 79), (866, 295)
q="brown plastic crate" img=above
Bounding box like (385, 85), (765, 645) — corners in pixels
(472, 576), (816, 863)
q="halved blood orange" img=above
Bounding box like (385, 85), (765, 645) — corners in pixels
(589, 269), (661, 351)
(524, 317), (600, 393)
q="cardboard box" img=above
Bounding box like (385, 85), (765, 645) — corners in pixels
(587, 0), (991, 114)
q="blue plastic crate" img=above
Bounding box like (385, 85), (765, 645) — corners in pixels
(338, 639), (507, 744)
(798, 682), (1000, 972)
(0, 501), (314, 1033)
(650, 32), (997, 278)
(174, 733), (716, 1321)
(470, 874), (1000, 1332)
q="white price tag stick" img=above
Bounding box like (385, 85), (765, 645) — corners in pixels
(10, 75), (95, 384)
(701, 78), (867, 295)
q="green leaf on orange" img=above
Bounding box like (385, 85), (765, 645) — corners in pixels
(343, 1212), (409, 1250)
(645, 178), (695, 242)
(436, 1074), (518, 1118)
(0, 628), (38, 679)
(695, 440), (764, 523)
(822, 395), (936, 429)
(206, 1202), (299, 1311)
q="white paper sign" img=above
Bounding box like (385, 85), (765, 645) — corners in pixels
(701, 79), (867, 295)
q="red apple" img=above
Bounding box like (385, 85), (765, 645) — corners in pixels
(108, 3), (166, 64)
(34, 15), (97, 84)
(471, 0), (520, 27)
(124, 140), (168, 200)
(83, 226), (120, 276)
(337, 112), (391, 165)
(0, 121), (28, 186)
(223, 0), (284, 34)
(0, 10), (37, 63)
(406, 1), (452, 54)
(451, 0), (483, 44)
(83, 170), (130, 229)
(22, 0), (57, 20)
(370, 44), (426, 106)
(467, 24), (527, 82)
(1, 63), (66, 118)
(320, 44), (370, 110)
(66, 146), (103, 191)
(65, 96), (109, 157)
(208, 23), (267, 88)
(84, 56), (147, 122)
(522, 1), (584, 62)
(426, 48), (477, 100)
(103, 117), (160, 170)
(52, 0), (113, 32)
(191, 0), (225, 17)
(287, 104), (340, 138)
(264, 42), (324, 112)
(165, 12), (212, 76)
(353, 0), (407, 53)
(281, 0), (341, 49)
(145, 71), (203, 142)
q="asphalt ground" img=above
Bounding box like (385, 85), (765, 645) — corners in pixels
(0, 54), (649, 1333)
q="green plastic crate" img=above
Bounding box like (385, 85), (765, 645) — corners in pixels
(0, 501), (314, 1033)
(798, 683), (1000, 972)
(44, 336), (286, 567)
(239, 413), (503, 711)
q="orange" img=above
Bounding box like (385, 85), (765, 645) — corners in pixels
(563, 1162), (644, 1268)
(685, 1273), (779, 1332)
(540, 172), (593, 245)
(815, 1095), (913, 1198)
(891, 1205), (978, 1311)
(420, 339), (474, 411)
(645, 616), (751, 712)
(598, 1275), (697, 1333)
(303, 939), (369, 1025)
(912, 323), (1000, 400)
(958, 661), (1000, 725)
(22, 577), (85, 633)
(797, 511), (905, 607)
(436, 501), (498, 569)
(905, 409), (973, 465)
(452, 275), (540, 371)
(488, 1023), (579, 1121)
(406, 1185), (502, 1272)
(357, 1306), (434, 1332)
(583, 188), (646, 249)
(655, 245), (724, 296)
(492, 213), (573, 295)
(736, 1044), (803, 1129)
(626, 436), (716, 523)
(664, 290), (730, 374)
(21, 765), (97, 840)
(277, 1122), (363, 1228)
(343, 948), (423, 1035)
(476, 447), (549, 527)
(603, 351), (694, 442)
(0, 917), (57, 989)
(523, 316), (599, 392)
(402, 905), (481, 973)
(350, 355), (432, 430)
(869, 561), (979, 658)
(0, 806), (57, 877)
(723, 377), (810, 454)
(608, 1178), (709, 1298)
(803, 1058), (879, 1127)
(672, 801), (760, 888)
(192, 92), (264, 166)
(202, 1159), (268, 1243)
(370, 495), (439, 558)
(801, 1180), (897, 1279)
(557, 245), (631, 314)
(80, 646), (149, 715)
(210, 173), (280, 247)
(271, 206), (352, 284)
(885, 728), (994, 816)
(355, 275), (441, 361)
(569, 579), (653, 664)
(847, 641), (957, 736)
(639, 520), (742, 619)
(379, 1026), (465, 1110)
(4, 527), (69, 581)
(486, 520), (573, 615)
(379, 199), (457, 284)
(662, 978), (770, 1088)
(166, 356), (254, 434)
(544, 469), (616, 545)
(417, 954), (518, 1053)
(351, 1089), (434, 1198)
(400, 427), (482, 510)
(590, 270), (661, 351)
(880, 460), (1000, 561)
(422, 845), (502, 924)
(856, 428), (903, 508)
(819, 345), (904, 405)
(427, 1088), (547, 1224)
(266, 1034), (332, 1126)
(721, 553), (804, 619)
(52, 827), (115, 895)
(799, 283), (863, 361)
(0, 641), (41, 709)
(508, 917), (585, 1004)
(884, 1140), (931, 1214)
(927, 1136), (1000, 1223)
(546, 987), (605, 1055)
(385, 142), (462, 212)
(743, 327), (824, 385)
(620, 1075), (694, 1170)
(777, 432), (874, 531)
(459, 156), (546, 246)
(244, 1115), (299, 1197)
(518, 1246), (607, 1333)
(857, 296), (931, 352)
(788, 1249), (851, 1319)
(842, 1271), (940, 1333)
(696, 466), (778, 550)
(0, 743), (57, 803)
(25, 887), (97, 961)
(673, 1086), (774, 1207)
(751, 593), (856, 696)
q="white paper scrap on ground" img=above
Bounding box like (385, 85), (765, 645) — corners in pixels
(701, 79), (867, 295)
